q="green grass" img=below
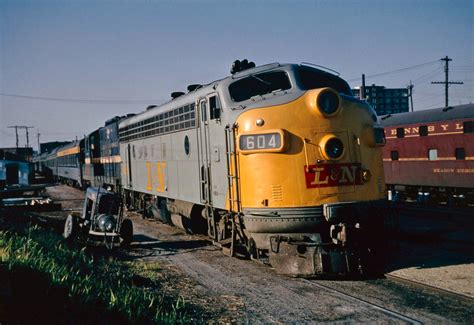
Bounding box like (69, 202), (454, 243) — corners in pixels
(0, 224), (189, 323)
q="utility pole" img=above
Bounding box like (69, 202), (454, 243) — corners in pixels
(37, 131), (41, 153)
(8, 126), (19, 148)
(7, 125), (34, 148)
(407, 80), (414, 112)
(431, 56), (464, 107)
(361, 74), (366, 100)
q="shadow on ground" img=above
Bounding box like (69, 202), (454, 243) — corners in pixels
(383, 206), (474, 273)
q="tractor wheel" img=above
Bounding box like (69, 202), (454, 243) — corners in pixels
(120, 219), (133, 247)
(63, 214), (78, 240)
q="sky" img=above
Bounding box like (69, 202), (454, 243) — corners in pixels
(0, 0), (472, 150)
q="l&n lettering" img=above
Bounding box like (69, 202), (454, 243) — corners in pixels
(310, 167), (329, 185)
(306, 164), (362, 188)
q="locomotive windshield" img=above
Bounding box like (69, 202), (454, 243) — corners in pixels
(229, 71), (292, 102)
(297, 68), (353, 96)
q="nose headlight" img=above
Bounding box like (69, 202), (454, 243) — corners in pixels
(317, 88), (341, 117)
(320, 135), (345, 160)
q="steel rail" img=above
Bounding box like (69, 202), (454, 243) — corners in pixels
(300, 278), (424, 324)
(386, 274), (474, 302)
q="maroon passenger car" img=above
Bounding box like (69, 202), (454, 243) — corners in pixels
(380, 104), (474, 204)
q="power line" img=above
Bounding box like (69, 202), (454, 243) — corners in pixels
(348, 59), (440, 82)
(0, 92), (165, 104)
(412, 67), (443, 84)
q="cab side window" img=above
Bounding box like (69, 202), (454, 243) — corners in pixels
(209, 95), (221, 120)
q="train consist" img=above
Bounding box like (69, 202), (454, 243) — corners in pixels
(35, 116), (127, 190)
(380, 104), (474, 205)
(35, 61), (388, 276)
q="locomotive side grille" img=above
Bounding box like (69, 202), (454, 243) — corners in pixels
(271, 185), (283, 202)
(119, 103), (197, 142)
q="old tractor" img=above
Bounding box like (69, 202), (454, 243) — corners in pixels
(63, 187), (133, 248)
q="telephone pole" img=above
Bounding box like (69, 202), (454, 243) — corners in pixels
(37, 131), (41, 153)
(8, 126), (19, 148)
(7, 125), (34, 148)
(431, 56), (464, 107)
(407, 80), (414, 112)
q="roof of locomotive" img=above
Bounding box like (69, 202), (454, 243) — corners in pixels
(379, 103), (474, 127)
(119, 62), (351, 128)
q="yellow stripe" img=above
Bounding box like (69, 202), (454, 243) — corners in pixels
(384, 156), (474, 162)
(100, 156), (122, 164)
(428, 131), (463, 136)
(399, 158), (428, 161)
(386, 131), (464, 140)
(57, 146), (80, 157)
(437, 157), (456, 161)
(90, 156), (122, 164)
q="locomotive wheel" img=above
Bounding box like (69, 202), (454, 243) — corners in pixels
(159, 200), (171, 224)
(63, 214), (78, 240)
(247, 238), (258, 260)
(120, 219), (134, 247)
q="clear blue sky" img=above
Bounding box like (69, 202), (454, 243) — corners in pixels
(1, 0), (472, 149)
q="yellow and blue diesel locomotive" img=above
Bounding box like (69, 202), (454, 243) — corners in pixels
(118, 61), (387, 276)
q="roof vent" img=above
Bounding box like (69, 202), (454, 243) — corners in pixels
(230, 59), (256, 74)
(171, 92), (185, 100)
(104, 116), (121, 126)
(187, 84), (202, 92)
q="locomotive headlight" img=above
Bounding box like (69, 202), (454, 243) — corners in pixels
(320, 135), (345, 160)
(316, 88), (341, 117)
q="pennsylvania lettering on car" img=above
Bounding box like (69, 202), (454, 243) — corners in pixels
(304, 163), (363, 188)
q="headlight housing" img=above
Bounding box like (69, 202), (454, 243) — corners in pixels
(320, 135), (345, 160)
(316, 88), (341, 117)
(97, 214), (117, 232)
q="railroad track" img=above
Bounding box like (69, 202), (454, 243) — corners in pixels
(395, 202), (474, 219)
(300, 278), (424, 324)
(386, 274), (474, 303)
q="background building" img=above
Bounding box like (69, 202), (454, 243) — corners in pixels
(0, 147), (33, 162)
(352, 84), (410, 116)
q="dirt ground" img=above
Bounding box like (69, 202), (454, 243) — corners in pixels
(28, 185), (474, 322)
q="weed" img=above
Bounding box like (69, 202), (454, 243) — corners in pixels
(0, 225), (190, 323)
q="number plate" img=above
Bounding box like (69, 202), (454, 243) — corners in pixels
(304, 163), (362, 188)
(239, 130), (285, 153)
